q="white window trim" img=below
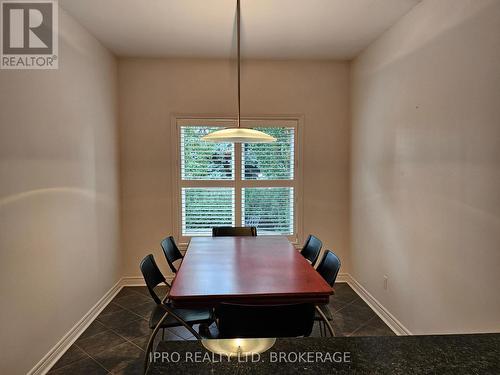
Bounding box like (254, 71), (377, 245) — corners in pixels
(171, 114), (304, 248)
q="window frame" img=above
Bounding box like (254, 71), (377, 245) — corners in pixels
(171, 115), (303, 247)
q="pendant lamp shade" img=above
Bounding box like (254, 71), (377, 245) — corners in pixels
(202, 128), (276, 143)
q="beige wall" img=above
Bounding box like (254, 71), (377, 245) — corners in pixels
(350, 0), (500, 334)
(118, 59), (351, 277)
(0, 9), (120, 374)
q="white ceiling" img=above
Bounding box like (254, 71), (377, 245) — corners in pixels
(60, 0), (420, 59)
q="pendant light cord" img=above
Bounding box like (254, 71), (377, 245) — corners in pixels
(237, 0), (241, 128)
(201, 0), (275, 143)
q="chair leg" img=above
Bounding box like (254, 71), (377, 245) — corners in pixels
(144, 312), (171, 375)
(315, 305), (335, 337)
(144, 306), (202, 375)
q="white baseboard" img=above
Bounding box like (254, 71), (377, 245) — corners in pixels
(342, 273), (412, 336)
(121, 275), (173, 286)
(335, 272), (350, 283)
(28, 279), (124, 375)
(121, 276), (147, 286)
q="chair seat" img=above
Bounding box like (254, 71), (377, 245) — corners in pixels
(314, 304), (333, 321)
(149, 303), (213, 329)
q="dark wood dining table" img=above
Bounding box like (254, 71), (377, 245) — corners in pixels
(168, 236), (333, 308)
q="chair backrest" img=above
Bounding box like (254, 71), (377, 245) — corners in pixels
(300, 234), (322, 264)
(140, 254), (166, 304)
(316, 250), (341, 287)
(216, 303), (315, 338)
(160, 236), (183, 273)
(212, 226), (257, 237)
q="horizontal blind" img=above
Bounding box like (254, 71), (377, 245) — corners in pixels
(242, 127), (294, 180)
(181, 126), (234, 180)
(182, 188), (235, 236)
(242, 187), (294, 235)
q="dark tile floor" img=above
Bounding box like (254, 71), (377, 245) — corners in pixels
(48, 283), (394, 374)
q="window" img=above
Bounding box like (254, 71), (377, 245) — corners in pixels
(173, 117), (302, 242)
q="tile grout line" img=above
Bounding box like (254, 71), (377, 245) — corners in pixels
(80, 351), (111, 374)
(98, 287), (188, 354)
(49, 288), (157, 373)
(332, 297), (359, 314)
(100, 287), (190, 370)
(58, 343), (111, 374)
(74, 331), (143, 373)
(75, 332), (144, 374)
(110, 287), (188, 344)
(347, 315), (378, 337)
(99, 288), (161, 354)
(330, 289), (387, 336)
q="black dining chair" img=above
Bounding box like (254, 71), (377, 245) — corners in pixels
(212, 226), (257, 237)
(215, 302), (315, 338)
(314, 250), (341, 336)
(160, 236), (183, 273)
(140, 254), (214, 373)
(300, 234), (322, 265)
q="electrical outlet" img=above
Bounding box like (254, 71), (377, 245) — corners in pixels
(383, 275), (388, 290)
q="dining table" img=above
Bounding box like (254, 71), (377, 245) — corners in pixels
(168, 236), (333, 309)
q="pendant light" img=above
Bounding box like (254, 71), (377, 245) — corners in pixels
(202, 0), (276, 143)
